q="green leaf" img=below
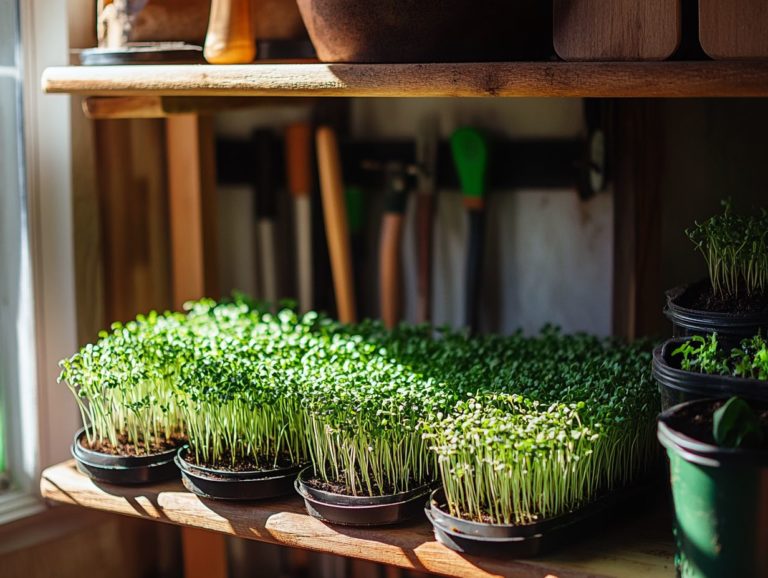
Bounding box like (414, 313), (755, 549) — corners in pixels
(713, 397), (764, 449)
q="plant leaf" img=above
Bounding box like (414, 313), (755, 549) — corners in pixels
(713, 397), (764, 449)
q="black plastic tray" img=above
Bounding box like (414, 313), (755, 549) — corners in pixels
(175, 448), (304, 501)
(426, 482), (661, 558)
(295, 467), (434, 526)
(71, 427), (180, 485)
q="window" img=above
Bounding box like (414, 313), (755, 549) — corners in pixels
(0, 0), (79, 524)
(0, 0), (39, 520)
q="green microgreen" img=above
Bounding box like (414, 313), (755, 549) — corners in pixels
(673, 332), (768, 380)
(686, 200), (768, 299)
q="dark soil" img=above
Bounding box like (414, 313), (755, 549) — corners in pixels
(182, 450), (297, 474)
(80, 432), (185, 457)
(437, 501), (542, 526)
(666, 400), (768, 445)
(304, 474), (424, 497)
(673, 280), (768, 314)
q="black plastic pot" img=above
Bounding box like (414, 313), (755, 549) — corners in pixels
(426, 484), (659, 558)
(653, 338), (768, 411)
(658, 399), (768, 577)
(295, 467), (434, 526)
(71, 427), (180, 485)
(175, 447), (304, 500)
(664, 283), (768, 346)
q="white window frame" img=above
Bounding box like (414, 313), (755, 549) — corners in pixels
(0, 0), (79, 525)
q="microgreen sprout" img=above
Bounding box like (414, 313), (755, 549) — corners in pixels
(423, 331), (658, 525)
(58, 311), (188, 453)
(686, 200), (768, 298)
(673, 332), (768, 380)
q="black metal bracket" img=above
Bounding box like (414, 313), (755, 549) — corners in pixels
(217, 134), (592, 196)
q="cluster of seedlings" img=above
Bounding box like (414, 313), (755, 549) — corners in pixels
(673, 333), (768, 381)
(60, 298), (658, 525)
(686, 201), (768, 299)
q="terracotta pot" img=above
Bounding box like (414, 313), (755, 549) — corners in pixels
(295, 0), (552, 63)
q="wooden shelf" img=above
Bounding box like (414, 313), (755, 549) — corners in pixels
(42, 61), (768, 98)
(41, 461), (675, 578)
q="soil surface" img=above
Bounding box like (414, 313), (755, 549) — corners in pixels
(80, 432), (185, 457)
(666, 400), (768, 445)
(673, 280), (768, 314)
(182, 450), (296, 474)
(304, 474), (423, 497)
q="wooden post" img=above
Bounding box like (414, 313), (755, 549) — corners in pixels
(612, 100), (665, 339)
(166, 114), (218, 309)
(166, 113), (224, 578)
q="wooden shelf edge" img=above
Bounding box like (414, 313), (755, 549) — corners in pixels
(41, 460), (675, 578)
(41, 61), (768, 99)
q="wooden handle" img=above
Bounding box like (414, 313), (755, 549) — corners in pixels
(285, 122), (313, 198)
(204, 0), (256, 64)
(316, 126), (357, 324)
(416, 192), (433, 324)
(379, 212), (404, 329)
(465, 208), (485, 333)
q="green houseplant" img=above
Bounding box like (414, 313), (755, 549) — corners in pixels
(174, 300), (317, 500)
(59, 311), (188, 484)
(653, 333), (768, 410)
(665, 201), (768, 344)
(658, 396), (768, 577)
(422, 332), (659, 556)
(294, 322), (459, 525)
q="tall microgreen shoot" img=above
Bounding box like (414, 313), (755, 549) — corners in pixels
(686, 200), (768, 298)
(58, 311), (188, 452)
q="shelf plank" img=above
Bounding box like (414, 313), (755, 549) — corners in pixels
(42, 61), (768, 98)
(41, 461), (675, 578)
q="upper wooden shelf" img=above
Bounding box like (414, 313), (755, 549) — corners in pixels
(41, 461), (674, 578)
(42, 61), (768, 98)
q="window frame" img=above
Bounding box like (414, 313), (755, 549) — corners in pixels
(0, 0), (79, 524)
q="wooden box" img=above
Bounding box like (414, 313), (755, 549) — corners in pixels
(554, 0), (681, 61)
(699, 0), (768, 60)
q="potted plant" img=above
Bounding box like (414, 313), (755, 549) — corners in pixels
(423, 333), (659, 557)
(658, 397), (768, 577)
(653, 332), (768, 410)
(174, 304), (314, 500)
(59, 311), (188, 484)
(294, 0), (552, 63)
(665, 201), (768, 345)
(294, 324), (454, 525)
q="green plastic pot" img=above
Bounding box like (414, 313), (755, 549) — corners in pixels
(658, 399), (768, 578)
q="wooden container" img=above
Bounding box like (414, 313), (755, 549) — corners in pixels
(295, 0), (552, 63)
(699, 0), (768, 60)
(553, 0), (681, 61)
(98, 0), (306, 48)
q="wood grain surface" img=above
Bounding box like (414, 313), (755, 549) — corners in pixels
(554, 0), (681, 61)
(41, 461), (675, 578)
(699, 0), (768, 60)
(42, 62), (768, 98)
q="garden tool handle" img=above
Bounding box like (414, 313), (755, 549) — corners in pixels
(465, 207), (485, 333)
(316, 126), (357, 323)
(285, 122), (313, 312)
(416, 191), (434, 324)
(379, 211), (404, 329)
